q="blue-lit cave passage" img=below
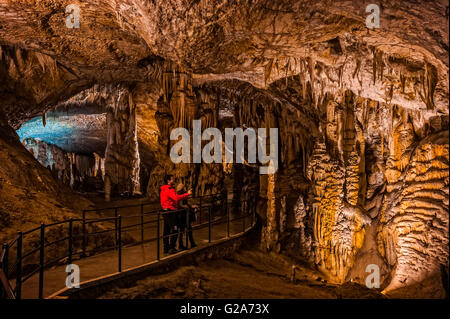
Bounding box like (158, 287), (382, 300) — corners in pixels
(17, 111), (107, 155)
(0, 0), (448, 300)
(16, 110), (107, 193)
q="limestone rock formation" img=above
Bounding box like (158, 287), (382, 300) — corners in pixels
(22, 138), (105, 191)
(105, 86), (140, 196)
(379, 131), (449, 293)
(0, 0), (448, 297)
(0, 112), (92, 243)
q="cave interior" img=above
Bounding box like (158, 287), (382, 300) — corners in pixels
(0, 0), (448, 298)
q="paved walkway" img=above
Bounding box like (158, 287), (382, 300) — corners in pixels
(19, 199), (253, 299)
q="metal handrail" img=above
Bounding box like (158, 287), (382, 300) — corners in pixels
(82, 192), (228, 213)
(0, 269), (15, 299)
(0, 191), (258, 299)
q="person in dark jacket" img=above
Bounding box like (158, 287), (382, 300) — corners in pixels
(160, 175), (191, 254)
(176, 183), (197, 249)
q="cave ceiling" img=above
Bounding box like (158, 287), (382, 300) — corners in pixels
(0, 0), (449, 297)
(0, 0), (448, 128)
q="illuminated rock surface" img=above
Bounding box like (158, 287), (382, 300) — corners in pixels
(0, 0), (448, 297)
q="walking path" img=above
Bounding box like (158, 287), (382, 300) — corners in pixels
(18, 198), (254, 299)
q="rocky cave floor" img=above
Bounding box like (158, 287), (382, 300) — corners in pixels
(98, 249), (386, 299)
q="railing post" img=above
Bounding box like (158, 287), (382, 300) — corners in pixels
(208, 206), (211, 243)
(156, 211), (160, 261)
(242, 200), (246, 233)
(114, 208), (118, 246)
(186, 208), (189, 248)
(68, 219), (73, 265)
(251, 199), (254, 226)
(16, 232), (22, 300)
(140, 203), (144, 243)
(199, 196), (202, 224)
(227, 199), (230, 238)
(82, 210), (86, 257)
(225, 193), (228, 219)
(118, 215), (122, 272)
(2, 243), (9, 278)
(0, 243), (7, 300)
(39, 223), (45, 299)
(254, 201), (257, 226)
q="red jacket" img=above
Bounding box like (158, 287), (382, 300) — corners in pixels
(160, 184), (190, 210)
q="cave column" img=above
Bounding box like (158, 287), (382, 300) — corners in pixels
(262, 172), (281, 251)
(104, 87), (140, 199)
(261, 107), (281, 252)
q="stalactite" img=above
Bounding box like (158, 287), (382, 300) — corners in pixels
(379, 51), (384, 82)
(264, 58), (274, 87)
(400, 72), (406, 93)
(418, 61), (438, 110)
(372, 47), (377, 85)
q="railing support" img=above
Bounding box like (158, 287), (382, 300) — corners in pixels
(208, 206), (211, 243)
(199, 196), (202, 224)
(242, 200), (246, 233)
(2, 243), (9, 278)
(114, 208), (118, 247)
(156, 211), (160, 261)
(227, 200), (230, 238)
(186, 208), (189, 248)
(140, 203), (144, 243)
(1, 243), (10, 299)
(251, 200), (254, 226)
(16, 232), (22, 300)
(68, 219), (73, 265)
(82, 210), (86, 257)
(38, 223), (45, 299)
(224, 193), (228, 220)
(254, 200), (257, 226)
(118, 215), (122, 272)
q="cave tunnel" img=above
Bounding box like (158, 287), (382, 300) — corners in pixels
(0, 0), (448, 301)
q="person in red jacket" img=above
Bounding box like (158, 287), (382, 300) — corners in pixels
(160, 175), (191, 254)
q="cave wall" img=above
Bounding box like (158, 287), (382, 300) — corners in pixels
(22, 137), (105, 192)
(255, 83), (449, 294)
(0, 0), (447, 297)
(0, 111), (92, 243)
(378, 130), (448, 293)
(213, 51), (449, 295)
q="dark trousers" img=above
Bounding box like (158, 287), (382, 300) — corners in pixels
(177, 209), (196, 247)
(163, 211), (178, 252)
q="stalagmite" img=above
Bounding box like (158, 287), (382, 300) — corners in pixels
(105, 86), (140, 196)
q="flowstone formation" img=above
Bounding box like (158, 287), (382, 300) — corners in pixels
(378, 130), (449, 293)
(104, 86), (140, 197)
